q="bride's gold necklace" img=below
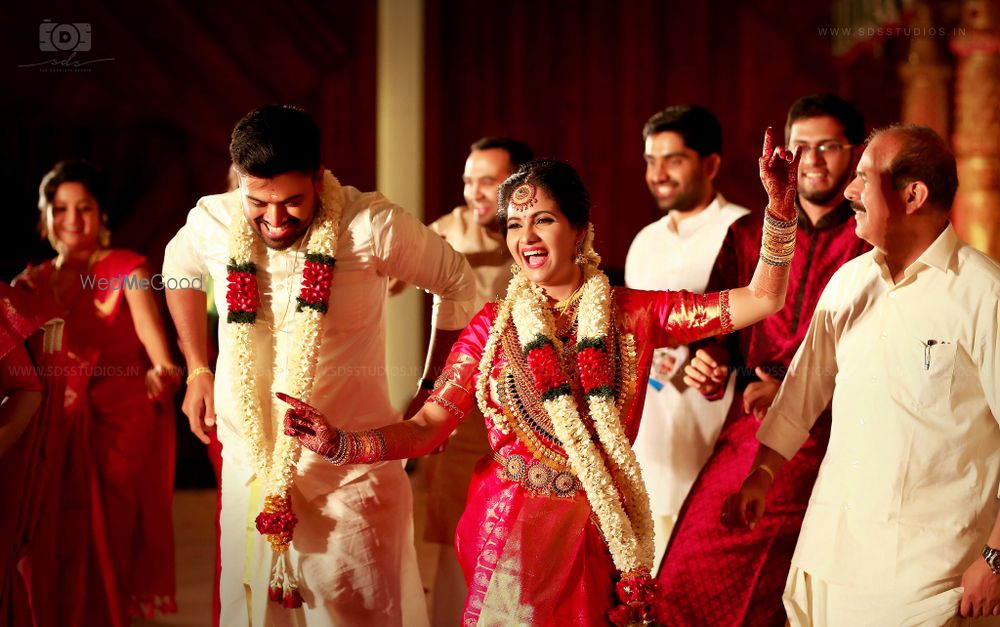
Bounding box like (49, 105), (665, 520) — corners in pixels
(554, 285), (583, 311)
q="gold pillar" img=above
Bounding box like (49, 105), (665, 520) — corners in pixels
(900, 2), (952, 137)
(951, 0), (1000, 261)
(379, 0), (425, 410)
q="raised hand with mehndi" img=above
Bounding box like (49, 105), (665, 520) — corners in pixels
(759, 126), (801, 222)
(710, 127), (801, 332)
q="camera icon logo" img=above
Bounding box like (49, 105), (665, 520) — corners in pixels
(39, 19), (92, 52)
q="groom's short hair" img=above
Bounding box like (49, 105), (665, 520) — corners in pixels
(230, 105), (321, 178)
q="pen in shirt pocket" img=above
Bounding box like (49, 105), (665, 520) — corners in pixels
(922, 339), (951, 370)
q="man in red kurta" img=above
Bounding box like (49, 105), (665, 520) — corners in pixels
(655, 95), (870, 626)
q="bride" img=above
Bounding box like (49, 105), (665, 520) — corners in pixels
(281, 129), (800, 626)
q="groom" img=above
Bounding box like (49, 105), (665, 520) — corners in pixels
(163, 105), (474, 626)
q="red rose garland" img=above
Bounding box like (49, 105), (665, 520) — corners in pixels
(226, 262), (259, 323)
(227, 257), (308, 607)
(255, 495), (303, 608)
(523, 339), (570, 399)
(522, 323), (660, 625)
(523, 337), (615, 401)
(296, 253), (336, 313)
(576, 337), (614, 398)
(608, 572), (661, 626)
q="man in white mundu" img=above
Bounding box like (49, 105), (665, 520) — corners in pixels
(625, 105), (748, 567)
(162, 105), (475, 626)
(726, 126), (1000, 625)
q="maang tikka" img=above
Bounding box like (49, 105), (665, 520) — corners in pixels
(510, 183), (538, 212)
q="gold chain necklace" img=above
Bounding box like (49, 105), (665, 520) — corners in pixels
(260, 230), (309, 334)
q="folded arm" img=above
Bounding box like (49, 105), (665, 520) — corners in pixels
(371, 205), (476, 415)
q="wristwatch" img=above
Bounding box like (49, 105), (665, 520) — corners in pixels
(982, 544), (1000, 575)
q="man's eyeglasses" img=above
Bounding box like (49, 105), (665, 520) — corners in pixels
(788, 142), (854, 158)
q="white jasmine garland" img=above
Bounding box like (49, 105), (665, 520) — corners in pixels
(228, 171), (344, 497)
(475, 247), (655, 577)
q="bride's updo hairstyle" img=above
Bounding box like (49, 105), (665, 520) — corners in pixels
(496, 159), (590, 236)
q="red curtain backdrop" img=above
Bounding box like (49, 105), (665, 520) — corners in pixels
(424, 0), (902, 281)
(0, 0), (909, 478)
(1, 1), (376, 282)
(1, 1), (376, 481)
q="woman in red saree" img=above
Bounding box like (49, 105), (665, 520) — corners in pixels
(0, 282), (48, 627)
(282, 134), (801, 626)
(15, 161), (180, 626)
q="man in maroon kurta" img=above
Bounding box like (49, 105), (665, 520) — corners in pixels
(655, 95), (870, 626)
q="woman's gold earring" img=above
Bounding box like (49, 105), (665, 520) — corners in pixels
(99, 214), (111, 248)
(574, 241), (586, 265)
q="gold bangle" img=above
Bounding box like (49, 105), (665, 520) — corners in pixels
(186, 366), (214, 384)
(751, 463), (776, 482)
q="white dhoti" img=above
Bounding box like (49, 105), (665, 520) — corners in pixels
(784, 566), (1000, 627)
(220, 455), (428, 627)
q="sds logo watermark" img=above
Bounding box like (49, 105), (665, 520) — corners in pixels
(18, 19), (115, 72)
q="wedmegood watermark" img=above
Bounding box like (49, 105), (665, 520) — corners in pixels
(80, 274), (205, 291)
(17, 19), (115, 72)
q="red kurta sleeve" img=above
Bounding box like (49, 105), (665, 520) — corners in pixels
(695, 218), (751, 397)
(705, 221), (744, 294)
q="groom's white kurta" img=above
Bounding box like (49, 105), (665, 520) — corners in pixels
(164, 184), (475, 626)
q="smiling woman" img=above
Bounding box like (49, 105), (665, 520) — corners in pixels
(13, 160), (181, 625)
(499, 161), (592, 302)
(281, 137), (802, 625)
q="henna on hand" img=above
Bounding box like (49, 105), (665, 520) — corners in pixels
(278, 393), (341, 458)
(749, 263), (789, 300)
(758, 127), (801, 222)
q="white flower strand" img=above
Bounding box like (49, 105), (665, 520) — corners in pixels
(476, 250), (654, 576)
(228, 171), (344, 497)
(578, 271), (655, 570)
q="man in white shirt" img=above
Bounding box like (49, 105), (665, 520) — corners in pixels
(625, 105), (749, 568)
(725, 124), (1000, 625)
(162, 105), (475, 626)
